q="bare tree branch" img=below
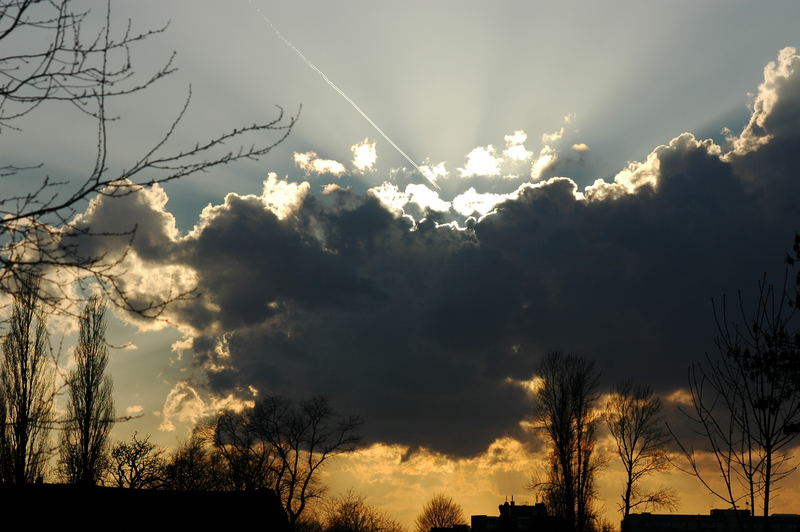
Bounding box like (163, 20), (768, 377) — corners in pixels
(531, 352), (602, 532)
(0, 0), (297, 319)
(670, 256), (800, 532)
(605, 380), (677, 526)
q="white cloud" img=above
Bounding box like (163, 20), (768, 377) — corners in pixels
(611, 150), (662, 192)
(293, 151), (347, 176)
(106, 254), (199, 332)
(125, 404), (145, 415)
(503, 129), (533, 161)
(583, 133), (723, 201)
(730, 46), (800, 155)
(542, 127), (564, 144)
(159, 381), (204, 431)
(406, 184), (450, 213)
(159, 381), (255, 432)
(369, 182), (410, 215)
(260, 173), (311, 220)
(419, 161), (448, 186)
(451, 186), (528, 217)
(368, 182), (450, 215)
(571, 143), (589, 152)
(459, 145), (500, 177)
(583, 178), (628, 202)
(504, 130), (528, 146)
(322, 183), (350, 195)
(351, 138), (377, 172)
(504, 144), (533, 162)
(541, 115), (575, 144)
(530, 145), (558, 180)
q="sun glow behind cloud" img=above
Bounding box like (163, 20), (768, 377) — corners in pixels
(351, 138), (378, 172)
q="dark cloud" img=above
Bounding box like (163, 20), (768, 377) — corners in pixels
(77, 48), (800, 457)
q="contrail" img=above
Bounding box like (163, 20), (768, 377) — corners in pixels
(247, 0), (439, 189)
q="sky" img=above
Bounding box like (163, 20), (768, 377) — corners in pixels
(3, 0), (800, 528)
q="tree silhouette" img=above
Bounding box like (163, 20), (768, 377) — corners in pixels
(414, 493), (465, 532)
(248, 395), (362, 530)
(108, 432), (165, 489)
(531, 352), (601, 532)
(0, 0), (295, 317)
(324, 490), (403, 532)
(162, 429), (227, 491)
(671, 269), (800, 532)
(0, 275), (54, 484)
(605, 380), (676, 527)
(211, 410), (278, 491)
(58, 295), (115, 485)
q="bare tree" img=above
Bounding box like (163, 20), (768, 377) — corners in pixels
(108, 431), (165, 489)
(211, 410), (278, 491)
(671, 271), (800, 532)
(532, 352), (602, 532)
(605, 381), (676, 527)
(58, 295), (114, 485)
(324, 490), (404, 532)
(414, 493), (465, 532)
(0, 274), (54, 484)
(162, 428), (228, 491)
(0, 0), (296, 317)
(250, 395), (363, 530)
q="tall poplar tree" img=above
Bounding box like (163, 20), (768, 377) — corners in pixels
(58, 296), (115, 485)
(0, 275), (54, 484)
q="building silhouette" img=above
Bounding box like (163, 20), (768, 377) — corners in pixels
(624, 509), (800, 532)
(470, 500), (562, 532)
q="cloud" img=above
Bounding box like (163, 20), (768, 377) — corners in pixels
(74, 48), (800, 458)
(159, 380), (254, 432)
(294, 151), (347, 176)
(323, 437), (541, 528)
(451, 185), (530, 218)
(419, 161), (448, 186)
(125, 404), (145, 415)
(541, 128), (564, 144)
(259, 173), (311, 220)
(571, 143), (589, 152)
(322, 183), (351, 195)
(459, 145), (501, 177)
(503, 130), (533, 161)
(530, 145), (558, 180)
(730, 47), (800, 156)
(457, 129), (539, 179)
(368, 182), (411, 215)
(368, 182), (451, 217)
(541, 115), (574, 144)
(351, 138), (378, 172)
(406, 184), (450, 213)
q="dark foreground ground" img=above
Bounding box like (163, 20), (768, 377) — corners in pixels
(0, 484), (288, 531)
